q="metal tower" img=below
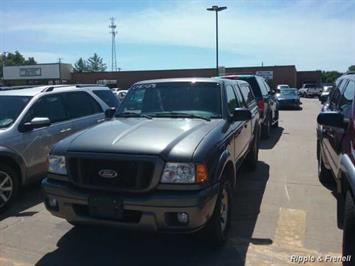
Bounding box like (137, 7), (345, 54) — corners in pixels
(109, 17), (118, 71)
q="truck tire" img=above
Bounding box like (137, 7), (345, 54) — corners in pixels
(318, 150), (335, 190)
(262, 116), (271, 139)
(200, 178), (232, 246)
(272, 111), (279, 128)
(245, 134), (258, 170)
(0, 163), (19, 213)
(343, 191), (355, 263)
(337, 195), (344, 229)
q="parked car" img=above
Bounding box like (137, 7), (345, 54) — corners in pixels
(0, 85), (119, 212)
(319, 85), (334, 104)
(115, 89), (128, 103)
(221, 74), (279, 138)
(316, 73), (355, 258)
(299, 83), (321, 97)
(42, 78), (260, 246)
(276, 88), (301, 109)
(276, 84), (290, 92)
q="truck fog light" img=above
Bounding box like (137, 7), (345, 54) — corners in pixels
(177, 212), (189, 224)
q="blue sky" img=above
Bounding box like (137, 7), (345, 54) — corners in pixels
(1, 0), (354, 72)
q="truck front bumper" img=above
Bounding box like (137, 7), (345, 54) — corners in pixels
(42, 178), (219, 233)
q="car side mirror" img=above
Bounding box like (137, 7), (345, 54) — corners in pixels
(319, 94), (328, 104)
(105, 107), (116, 119)
(22, 117), (51, 131)
(317, 112), (345, 128)
(233, 108), (252, 121)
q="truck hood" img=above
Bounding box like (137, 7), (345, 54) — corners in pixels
(63, 118), (221, 160)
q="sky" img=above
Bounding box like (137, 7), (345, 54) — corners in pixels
(1, 0), (354, 72)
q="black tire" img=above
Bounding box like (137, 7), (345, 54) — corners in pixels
(245, 134), (259, 170)
(0, 163), (19, 213)
(272, 111), (279, 128)
(343, 191), (355, 263)
(337, 195), (344, 229)
(200, 179), (232, 247)
(317, 149), (335, 190)
(262, 116), (271, 139)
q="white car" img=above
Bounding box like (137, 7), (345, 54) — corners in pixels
(276, 84), (290, 92)
(114, 89), (128, 103)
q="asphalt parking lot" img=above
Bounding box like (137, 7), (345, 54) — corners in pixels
(0, 98), (342, 266)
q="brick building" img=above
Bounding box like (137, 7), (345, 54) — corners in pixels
(3, 64), (322, 90)
(72, 65), (306, 90)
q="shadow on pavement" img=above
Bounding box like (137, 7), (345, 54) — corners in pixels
(279, 106), (303, 111)
(259, 127), (284, 150)
(0, 182), (42, 221)
(35, 161), (270, 266)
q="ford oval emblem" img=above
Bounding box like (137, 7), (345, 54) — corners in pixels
(98, 169), (118, 179)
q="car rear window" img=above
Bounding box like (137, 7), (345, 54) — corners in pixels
(235, 77), (262, 98)
(93, 90), (120, 108)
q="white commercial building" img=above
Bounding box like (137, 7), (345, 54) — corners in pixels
(3, 63), (73, 85)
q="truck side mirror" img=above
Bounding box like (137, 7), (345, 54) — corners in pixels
(317, 112), (345, 128)
(233, 108), (252, 121)
(105, 107), (116, 119)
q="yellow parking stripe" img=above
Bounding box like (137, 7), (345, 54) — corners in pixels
(274, 208), (306, 249)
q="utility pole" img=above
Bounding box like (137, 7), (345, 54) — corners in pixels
(58, 57), (62, 84)
(207, 5), (227, 76)
(109, 17), (118, 72)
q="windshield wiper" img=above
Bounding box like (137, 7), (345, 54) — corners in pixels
(116, 112), (152, 119)
(152, 112), (211, 121)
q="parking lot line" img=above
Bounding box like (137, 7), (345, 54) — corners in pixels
(274, 208), (306, 249)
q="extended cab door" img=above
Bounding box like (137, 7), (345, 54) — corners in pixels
(225, 84), (245, 162)
(234, 84), (256, 154)
(322, 79), (353, 172)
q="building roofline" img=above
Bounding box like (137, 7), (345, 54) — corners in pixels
(3, 63), (72, 68)
(73, 65), (297, 75)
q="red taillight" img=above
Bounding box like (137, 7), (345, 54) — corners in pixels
(257, 99), (265, 112)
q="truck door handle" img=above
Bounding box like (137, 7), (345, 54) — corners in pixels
(60, 128), (72, 133)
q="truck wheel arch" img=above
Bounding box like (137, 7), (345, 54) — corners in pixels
(340, 154), (355, 200)
(216, 150), (236, 188)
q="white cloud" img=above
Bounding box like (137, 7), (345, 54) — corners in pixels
(1, 0), (354, 71)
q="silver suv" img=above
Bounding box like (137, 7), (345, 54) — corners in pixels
(0, 85), (119, 211)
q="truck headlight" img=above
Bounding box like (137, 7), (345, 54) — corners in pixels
(48, 155), (67, 175)
(160, 163), (208, 184)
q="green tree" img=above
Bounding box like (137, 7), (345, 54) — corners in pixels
(321, 71), (342, 84)
(87, 53), (106, 72)
(348, 65), (355, 72)
(25, 57), (37, 65)
(1, 51), (37, 77)
(73, 57), (88, 72)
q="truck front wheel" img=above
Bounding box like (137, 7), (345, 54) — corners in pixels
(343, 191), (355, 263)
(200, 178), (232, 246)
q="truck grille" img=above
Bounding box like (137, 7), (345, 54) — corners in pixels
(68, 157), (155, 191)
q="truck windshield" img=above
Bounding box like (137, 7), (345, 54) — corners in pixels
(0, 96), (32, 128)
(117, 82), (222, 119)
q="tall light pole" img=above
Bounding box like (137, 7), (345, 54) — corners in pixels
(207, 5), (227, 76)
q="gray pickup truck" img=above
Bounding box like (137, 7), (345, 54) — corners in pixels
(42, 78), (260, 245)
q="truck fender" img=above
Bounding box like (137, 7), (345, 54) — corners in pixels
(215, 149), (236, 187)
(340, 154), (355, 199)
(0, 146), (26, 184)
